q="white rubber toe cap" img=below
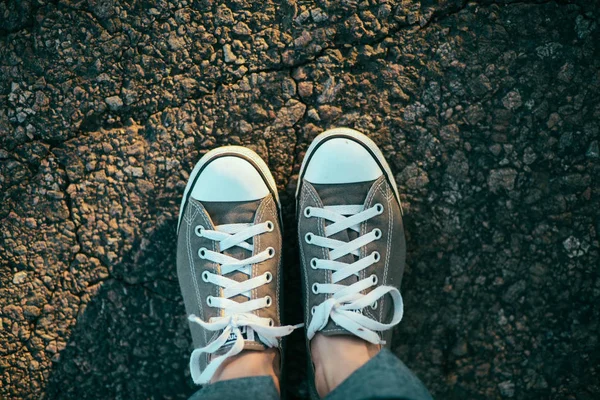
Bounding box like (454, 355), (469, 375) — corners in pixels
(190, 156), (269, 201)
(304, 137), (383, 184)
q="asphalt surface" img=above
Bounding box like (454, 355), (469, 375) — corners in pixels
(1, 0), (599, 399)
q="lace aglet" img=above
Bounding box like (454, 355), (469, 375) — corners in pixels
(293, 323), (305, 330)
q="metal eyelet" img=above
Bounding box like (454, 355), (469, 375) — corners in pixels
(312, 283), (319, 294)
(371, 301), (378, 310)
(310, 258), (318, 269)
(305, 233), (313, 243)
(198, 247), (208, 258)
(266, 221), (274, 232)
(304, 207), (312, 218)
(372, 251), (381, 262)
(201, 271), (210, 282)
(311, 306), (316, 315)
(268, 318), (274, 327)
(194, 225), (204, 237)
(373, 228), (382, 239)
(206, 296), (213, 306)
(267, 247), (275, 258)
(371, 274), (378, 285)
(375, 203), (384, 214)
(264, 272), (273, 283)
(265, 296), (272, 307)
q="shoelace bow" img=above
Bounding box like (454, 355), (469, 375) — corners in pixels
(304, 203), (404, 344)
(188, 222), (299, 384)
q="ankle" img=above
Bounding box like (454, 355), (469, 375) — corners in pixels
(311, 334), (380, 397)
(211, 349), (280, 391)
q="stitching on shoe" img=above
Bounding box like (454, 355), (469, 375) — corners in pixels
(381, 182), (393, 321)
(185, 208), (206, 345)
(185, 203), (203, 314)
(299, 185), (312, 326)
(197, 203), (219, 346)
(305, 183), (328, 284)
(305, 181), (338, 333)
(266, 197), (283, 332)
(265, 197), (282, 327)
(253, 197), (268, 312)
(362, 177), (385, 321)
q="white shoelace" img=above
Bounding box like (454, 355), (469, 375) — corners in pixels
(304, 204), (404, 344)
(188, 222), (298, 385)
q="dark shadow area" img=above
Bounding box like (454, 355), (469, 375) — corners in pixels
(42, 194), (312, 400)
(44, 220), (195, 399)
(280, 188), (310, 399)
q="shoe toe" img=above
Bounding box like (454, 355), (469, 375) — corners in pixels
(190, 156), (269, 202)
(304, 137), (383, 184)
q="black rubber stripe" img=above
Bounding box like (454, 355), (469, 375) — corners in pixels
(179, 152), (281, 234)
(296, 133), (401, 215)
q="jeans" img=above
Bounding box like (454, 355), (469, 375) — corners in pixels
(189, 349), (433, 400)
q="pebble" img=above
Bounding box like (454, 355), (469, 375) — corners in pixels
(498, 380), (515, 397)
(502, 90), (522, 110)
(223, 44), (237, 63)
(586, 140), (599, 158)
(105, 96), (123, 111)
(13, 271), (27, 284)
(488, 169), (517, 192)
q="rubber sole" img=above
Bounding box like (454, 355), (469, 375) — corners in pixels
(177, 146), (281, 233)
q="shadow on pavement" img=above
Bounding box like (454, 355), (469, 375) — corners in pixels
(44, 219), (195, 399)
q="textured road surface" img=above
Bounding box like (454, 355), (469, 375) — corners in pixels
(1, 0), (599, 399)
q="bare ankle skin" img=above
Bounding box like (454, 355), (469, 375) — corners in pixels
(311, 333), (380, 397)
(211, 348), (281, 392)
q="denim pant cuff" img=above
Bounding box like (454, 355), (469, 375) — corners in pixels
(325, 349), (433, 400)
(188, 375), (279, 400)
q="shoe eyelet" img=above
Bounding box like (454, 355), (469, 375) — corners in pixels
(372, 251), (380, 262)
(311, 306), (316, 315)
(265, 295), (272, 307)
(371, 274), (378, 285)
(375, 203), (384, 214)
(304, 207), (312, 218)
(201, 271), (210, 282)
(266, 221), (274, 232)
(206, 296), (213, 306)
(312, 283), (319, 294)
(264, 272), (273, 283)
(267, 247), (276, 258)
(198, 247), (208, 259)
(310, 258), (318, 269)
(268, 318), (274, 327)
(371, 301), (378, 310)
(373, 228), (382, 239)
(194, 225), (204, 237)
(305, 233), (313, 244)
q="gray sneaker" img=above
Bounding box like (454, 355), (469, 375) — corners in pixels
(296, 128), (406, 392)
(176, 146), (297, 385)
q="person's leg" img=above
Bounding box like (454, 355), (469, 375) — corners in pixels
(188, 350), (280, 400)
(296, 128), (433, 400)
(311, 334), (379, 397)
(177, 147), (299, 400)
(312, 334), (432, 400)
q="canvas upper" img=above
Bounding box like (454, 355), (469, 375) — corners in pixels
(296, 128), (407, 397)
(177, 147), (296, 385)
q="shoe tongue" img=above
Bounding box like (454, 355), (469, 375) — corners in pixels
(202, 200), (261, 226)
(312, 181), (375, 207)
(312, 181), (377, 337)
(312, 180), (375, 269)
(202, 199), (262, 311)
